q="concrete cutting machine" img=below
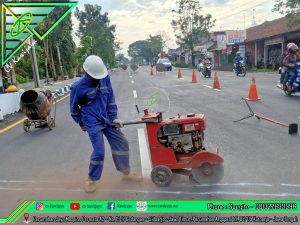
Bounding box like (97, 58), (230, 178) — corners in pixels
(124, 110), (224, 187)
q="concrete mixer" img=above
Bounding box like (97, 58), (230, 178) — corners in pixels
(20, 90), (56, 132)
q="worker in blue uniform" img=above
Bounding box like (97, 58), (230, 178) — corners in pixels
(70, 55), (142, 193)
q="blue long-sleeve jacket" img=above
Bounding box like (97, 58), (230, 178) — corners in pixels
(234, 56), (243, 64)
(70, 74), (118, 128)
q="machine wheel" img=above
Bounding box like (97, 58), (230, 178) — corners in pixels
(151, 165), (173, 187)
(191, 163), (224, 184)
(23, 119), (30, 132)
(48, 118), (55, 130)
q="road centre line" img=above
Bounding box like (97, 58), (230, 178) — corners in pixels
(0, 94), (70, 135)
(281, 184), (300, 187)
(133, 90), (138, 99)
(202, 84), (221, 92)
(138, 129), (152, 178)
(202, 84), (212, 89)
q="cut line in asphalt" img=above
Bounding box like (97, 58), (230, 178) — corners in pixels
(0, 94), (70, 135)
(137, 128), (152, 178)
(133, 90), (138, 99)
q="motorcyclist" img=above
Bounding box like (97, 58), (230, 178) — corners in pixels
(282, 43), (300, 91)
(234, 51), (244, 72)
(203, 55), (211, 70)
(279, 43), (294, 87)
(203, 55), (211, 64)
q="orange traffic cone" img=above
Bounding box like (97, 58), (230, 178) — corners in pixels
(192, 69), (197, 83)
(247, 77), (261, 101)
(178, 68), (182, 79)
(150, 67), (154, 76)
(213, 72), (221, 89)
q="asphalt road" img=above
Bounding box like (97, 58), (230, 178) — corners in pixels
(0, 66), (300, 224)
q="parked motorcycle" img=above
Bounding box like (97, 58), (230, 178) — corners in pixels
(202, 62), (212, 78)
(281, 61), (300, 95)
(234, 60), (246, 76)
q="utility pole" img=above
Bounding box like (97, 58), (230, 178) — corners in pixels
(252, 9), (257, 27)
(30, 37), (40, 88)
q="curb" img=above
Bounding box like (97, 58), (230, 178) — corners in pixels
(53, 84), (72, 99)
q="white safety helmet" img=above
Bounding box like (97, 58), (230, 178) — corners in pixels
(83, 55), (108, 79)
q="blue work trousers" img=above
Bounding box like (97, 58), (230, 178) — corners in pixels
(87, 125), (130, 181)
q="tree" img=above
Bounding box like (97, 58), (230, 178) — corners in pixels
(128, 40), (153, 63)
(75, 4), (118, 68)
(115, 53), (130, 64)
(172, 0), (215, 66)
(127, 35), (165, 63)
(273, 0), (300, 25)
(147, 35), (164, 58)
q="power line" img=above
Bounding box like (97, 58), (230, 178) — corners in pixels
(214, 0), (270, 21)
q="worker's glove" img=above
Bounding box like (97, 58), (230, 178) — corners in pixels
(113, 119), (124, 128)
(288, 63), (295, 68)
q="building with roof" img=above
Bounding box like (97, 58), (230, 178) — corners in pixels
(245, 16), (300, 69)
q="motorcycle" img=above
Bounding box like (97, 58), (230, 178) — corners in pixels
(281, 61), (300, 95)
(234, 60), (246, 76)
(197, 62), (203, 72)
(202, 62), (212, 78)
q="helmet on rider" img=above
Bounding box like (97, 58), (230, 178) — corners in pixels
(287, 43), (299, 54)
(236, 51), (241, 56)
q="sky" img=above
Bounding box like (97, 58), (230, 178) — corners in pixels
(73, 0), (283, 56)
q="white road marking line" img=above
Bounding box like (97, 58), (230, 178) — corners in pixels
(1, 187), (299, 197)
(202, 84), (212, 89)
(281, 184), (300, 187)
(202, 84), (221, 92)
(175, 183), (273, 187)
(0, 180), (57, 183)
(138, 128), (152, 178)
(129, 76), (132, 78)
(131, 80), (135, 84)
(0, 187), (82, 192)
(2, 187), (297, 197)
(141, 190), (300, 197)
(133, 90), (138, 99)
(225, 75), (235, 77)
(298, 117), (300, 119)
